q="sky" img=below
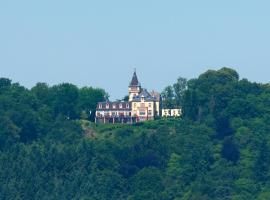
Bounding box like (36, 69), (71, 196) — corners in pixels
(0, 0), (269, 100)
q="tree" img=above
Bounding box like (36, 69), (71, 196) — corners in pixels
(122, 95), (129, 102)
(254, 141), (270, 182)
(221, 137), (240, 163)
(182, 68), (239, 121)
(161, 86), (175, 109)
(173, 77), (187, 107)
(256, 188), (270, 200)
(31, 82), (51, 105)
(129, 167), (164, 198)
(50, 83), (79, 119)
(161, 77), (188, 109)
(77, 87), (107, 121)
(215, 114), (234, 138)
(0, 78), (11, 89)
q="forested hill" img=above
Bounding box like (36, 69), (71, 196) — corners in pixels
(1, 68), (270, 200)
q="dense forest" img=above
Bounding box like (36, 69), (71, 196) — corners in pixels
(0, 68), (270, 200)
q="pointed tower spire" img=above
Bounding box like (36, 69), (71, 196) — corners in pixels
(128, 69), (142, 101)
(130, 69), (140, 86)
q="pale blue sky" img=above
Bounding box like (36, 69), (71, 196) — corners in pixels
(0, 0), (269, 100)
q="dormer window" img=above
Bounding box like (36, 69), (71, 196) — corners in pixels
(126, 103), (129, 108)
(112, 104), (116, 109)
(99, 104), (102, 109)
(141, 96), (145, 101)
(106, 104), (109, 109)
(119, 103), (123, 109)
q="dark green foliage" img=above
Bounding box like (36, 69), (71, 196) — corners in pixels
(0, 68), (270, 199)
(254, 141), (270, 182)
(215, 114), (234, 138)
(0, 78), (12, 89)
(221, 137), (240, 163)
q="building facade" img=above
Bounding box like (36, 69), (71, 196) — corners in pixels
(162, 109), (182, 117)
(95, 101), (135, 124)
(95, 71), (161, 124)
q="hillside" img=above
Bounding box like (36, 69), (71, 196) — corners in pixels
(0, 68), (270, 200)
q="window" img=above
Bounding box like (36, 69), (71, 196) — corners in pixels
(106, 104), (109, 109)
(99, 104), (102, 109)
(139, 111), (145, 116)
(148, 103), (152, 107)
(112, 104), (116, 109)
(119, 103), (123, 109)
(119, 112), (124, 116)
(126, 103), (129, 108)
(148, 110), (152, 115)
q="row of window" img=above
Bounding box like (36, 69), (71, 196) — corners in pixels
(138, 110), (152, 116)
(96, 110), (153, 117)
(99, 102), (154, 109)
(162, 109), (181, 117)
(133, 103), (152, 108)
(96, 111), (132, 117)
(99, 103), (130, 109)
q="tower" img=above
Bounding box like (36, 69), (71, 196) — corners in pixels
(128, 70), (141, 101)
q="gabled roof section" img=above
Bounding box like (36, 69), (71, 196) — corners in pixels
(129, 70), (140, 86)
(150, 90), (161, 101)
(139, 89), (151, 97)
(132, 89), (157, 102)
